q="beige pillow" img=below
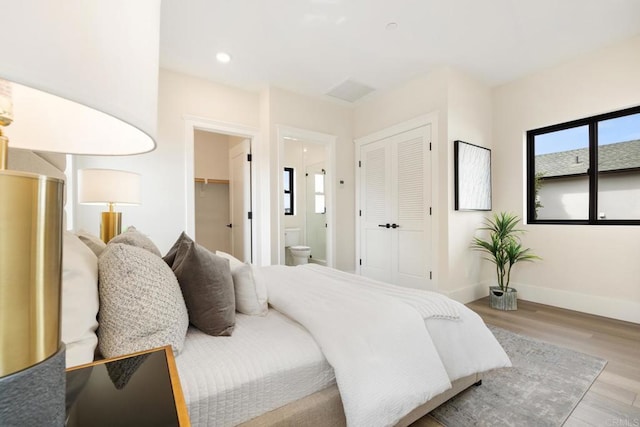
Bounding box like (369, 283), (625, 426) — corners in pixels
(109, 226), (161, 256)
(164, 233), (235, 336)
(98, 243), (189, 358)
(75, 229), (106, 257)
(62, 232), (99, 368)
(216, 251), (268, 316)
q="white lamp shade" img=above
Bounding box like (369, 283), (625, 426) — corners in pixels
(78, 169), (141, 206)
(0, 0), (160, 155)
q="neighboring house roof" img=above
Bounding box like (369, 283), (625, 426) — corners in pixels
(535, 139), (640, 178)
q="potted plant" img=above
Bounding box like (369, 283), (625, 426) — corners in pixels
(471, 212), (540, 310)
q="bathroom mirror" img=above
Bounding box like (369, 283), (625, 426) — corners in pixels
(277, 126), (335, 267)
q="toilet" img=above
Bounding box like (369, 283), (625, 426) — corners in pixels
(284, 228), (311, 265)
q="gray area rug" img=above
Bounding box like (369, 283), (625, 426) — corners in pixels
(430, 325), (607, 427)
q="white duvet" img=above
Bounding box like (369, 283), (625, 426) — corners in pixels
(255, 264), (511, 427)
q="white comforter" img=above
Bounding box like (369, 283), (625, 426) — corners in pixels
(256, 264), (511, 427)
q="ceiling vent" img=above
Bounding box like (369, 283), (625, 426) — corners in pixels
(326, 79), (375, 103)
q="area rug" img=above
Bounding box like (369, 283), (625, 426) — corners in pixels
(430, 325), (607, 427)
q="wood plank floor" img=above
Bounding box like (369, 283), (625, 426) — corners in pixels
(412, 297), (640, 427)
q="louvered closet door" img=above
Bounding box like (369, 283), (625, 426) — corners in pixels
(359, 125), (431, 290)
(359, 139), (393, 282)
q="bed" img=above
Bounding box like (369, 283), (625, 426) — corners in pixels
(16, 150), (511, 427)
(173, 263), (511, 427)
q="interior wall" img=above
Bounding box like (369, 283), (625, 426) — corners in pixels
(267, 87), (354, 271)
(194, 131), (231, 252)
(353, 67), (493, 298)
(73, 69), (260, 253)
(194, 130), (230, 180)
(444, 69), (493, 299)
(354, 68), (450, 288)
(492, 35), (640, 323)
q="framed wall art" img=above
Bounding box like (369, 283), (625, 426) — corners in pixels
(454, 140), (492, 211)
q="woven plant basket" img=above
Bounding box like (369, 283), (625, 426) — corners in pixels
(489, 286), (518, 310)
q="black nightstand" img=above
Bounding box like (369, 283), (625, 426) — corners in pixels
(65, 346), (190, 426)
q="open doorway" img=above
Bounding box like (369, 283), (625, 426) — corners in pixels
(277, 125), (336, 267)
(184, 116), (266, 265)
(193, 130), (252, 262)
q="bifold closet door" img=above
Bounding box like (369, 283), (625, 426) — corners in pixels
(358, 125), (432, 290)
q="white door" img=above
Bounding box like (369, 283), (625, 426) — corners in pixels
(359, 139), (393, 282)
(358, 125), (432, 289)
(229, 139), (252, 262)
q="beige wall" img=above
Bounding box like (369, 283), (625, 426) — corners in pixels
(266, 87), (354, 270)
(492, 35), (640, 322)
(72, 34), (640, 322)
(353, 67), (493, 298)
(74, 69), (260, 252)
(194, 130), (230, 180)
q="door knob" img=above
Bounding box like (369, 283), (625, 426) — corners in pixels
(226, 223), (233, 228)
(378, 223), (391, 228)
(391, 223), (400, 229)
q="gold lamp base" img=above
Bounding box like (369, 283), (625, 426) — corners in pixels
(101, 210), (122, 243)
(0, 169), (63, 377)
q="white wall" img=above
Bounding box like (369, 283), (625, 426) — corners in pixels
(354, 67), (493, 299)
(266, 87), (354, 270)
(492, 35), (640, 323)
(74, 71), (354, 269)
(74, 69), (259, 253)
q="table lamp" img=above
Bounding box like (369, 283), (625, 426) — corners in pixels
(0, 1), (160, 425)
(78, 169), (142, 243)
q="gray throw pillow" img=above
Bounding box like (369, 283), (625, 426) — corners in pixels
(164, 233), (235, 336)
(75, 229), (107, 257)
(98, 243), (189, 358)
(109, 226), (161, 256)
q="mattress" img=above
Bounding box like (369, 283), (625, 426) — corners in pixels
(174, 309), (336, 426)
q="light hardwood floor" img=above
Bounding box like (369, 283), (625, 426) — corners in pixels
(412, 297), (640, 427)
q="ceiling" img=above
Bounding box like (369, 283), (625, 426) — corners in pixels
(160, 0), (640, 104)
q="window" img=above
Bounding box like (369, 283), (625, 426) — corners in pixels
(283, 167), (294, 215)
(527, 105), (640, 224)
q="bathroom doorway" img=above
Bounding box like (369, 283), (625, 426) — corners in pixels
(277, 126), (336, 267)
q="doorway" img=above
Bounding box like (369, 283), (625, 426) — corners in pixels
(193, 130), (251, 261)
(184, 116), (265, 265)
(277, 126), (336, 267)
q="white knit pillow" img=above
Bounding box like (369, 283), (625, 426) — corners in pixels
(98, 243), (189, 358)
(216, 251), (268, 316)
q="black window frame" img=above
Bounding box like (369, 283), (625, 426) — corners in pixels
(527, 105), (640, 226)
(283, 167), (294, 216)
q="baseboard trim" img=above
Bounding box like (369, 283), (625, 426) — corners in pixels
(445, 283), (489, 304)
(514, 283), (640, 324)
(445, 282), (640, 324)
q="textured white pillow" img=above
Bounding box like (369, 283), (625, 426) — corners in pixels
(216, 251), (268, 316)
(62, 232), (99, 368)
(98, 243), (189, 358)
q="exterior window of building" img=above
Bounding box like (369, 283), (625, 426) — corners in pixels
(527, 106), (640, 225)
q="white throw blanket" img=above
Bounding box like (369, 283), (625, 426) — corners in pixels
(302, 264), (460, 320)
(256, 265), (454, 427)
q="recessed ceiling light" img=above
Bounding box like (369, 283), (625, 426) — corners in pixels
(216, 52), (232, 63)
(385, 22), (398, 31)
